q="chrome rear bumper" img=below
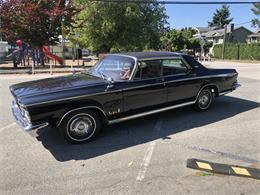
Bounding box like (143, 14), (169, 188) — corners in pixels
(219, 83), (241, 96)
(232, 83), (241, 90)
(12, 101), (48, 131)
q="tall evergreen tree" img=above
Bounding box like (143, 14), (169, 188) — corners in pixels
(208, 5), (233, 28)
(251, 3), (260, 28)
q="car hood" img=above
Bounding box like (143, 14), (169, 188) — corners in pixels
(10, 73), (106, 100)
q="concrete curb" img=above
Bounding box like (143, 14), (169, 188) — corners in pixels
(0, 67), (90, 75)
(187, 158), (260, 180)
(0, 70), (83, 75)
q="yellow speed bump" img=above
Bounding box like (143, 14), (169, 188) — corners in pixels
(187, 158), (260, 180)
(196, 162), (213, 170)
(231, 167), (250, 176)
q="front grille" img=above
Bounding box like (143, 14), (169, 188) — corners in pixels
(15, 101), (31, 123)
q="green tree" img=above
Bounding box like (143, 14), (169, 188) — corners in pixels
(0, 0), (78, 65)
(69, 0), (168, 53)
(208, 5), (233, 28)
(160, 28), (198, 53)
(0, 0), (78, 46)
(251, 3), (260, 28)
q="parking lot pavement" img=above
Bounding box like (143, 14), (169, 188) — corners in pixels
(0, 63), (260, 194)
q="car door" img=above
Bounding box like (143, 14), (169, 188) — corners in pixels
(122, 59), (167, 116)
(163, 58), (202, 104)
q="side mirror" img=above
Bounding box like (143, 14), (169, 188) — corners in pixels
(106, 77), (114, 91)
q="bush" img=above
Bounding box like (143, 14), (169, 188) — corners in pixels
(212, 44), (222, 59)
(224, 43), (239, 59)
(239, 43), (260, 60)
(213, 43), (260, 60)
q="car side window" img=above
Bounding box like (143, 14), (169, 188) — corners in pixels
(162, 59), (188, 76)
(134, 60), (162, 80)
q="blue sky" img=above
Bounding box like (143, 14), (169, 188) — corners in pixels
(165, 1), (258, 32)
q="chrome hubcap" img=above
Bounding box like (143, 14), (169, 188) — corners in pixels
(69, 116), (93, 137)
(199, 92), (211, 108)
(199, 94), (209, 105)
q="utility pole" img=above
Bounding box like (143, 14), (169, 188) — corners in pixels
(222, 25), (227, 60)
(61, 20), (66, 66)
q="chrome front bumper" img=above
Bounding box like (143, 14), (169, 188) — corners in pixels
(12, 101), (48, 131)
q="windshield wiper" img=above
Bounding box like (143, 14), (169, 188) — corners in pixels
(98, 71), (107, 80)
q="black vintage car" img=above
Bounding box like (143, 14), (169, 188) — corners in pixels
(10, 52), (240, 143)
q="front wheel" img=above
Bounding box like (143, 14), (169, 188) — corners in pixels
(194, 88), (214, 111)
(59, 110), (101, 144)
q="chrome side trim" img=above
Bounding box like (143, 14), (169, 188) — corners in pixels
(108, 101), (195, 125)
(137, 56), (181, 61)
(219, 91), (232, 96)
(24, 89), (122, 107)
(57, 106), (107, 127)
(108, 83), (219, 125)
(24, 73), (233, 108)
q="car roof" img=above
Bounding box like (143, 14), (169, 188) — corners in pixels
(111, 51), (184, 60)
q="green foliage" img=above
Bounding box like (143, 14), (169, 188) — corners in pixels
(69, 0), (168, 53)
(160, 27), (199, 52)
(251, 3), (260, 28)
(224, 44), (239, 59)
(208, 5), (233, 28)
(213, 43), (260, 60)
(212, 44), (222, 59)
(239, 43), (260, 60)
(0, 0), (78, 47)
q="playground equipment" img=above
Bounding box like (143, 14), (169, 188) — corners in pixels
(42, 46), (63, 65)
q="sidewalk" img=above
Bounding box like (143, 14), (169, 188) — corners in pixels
(0, 59), (95, 74)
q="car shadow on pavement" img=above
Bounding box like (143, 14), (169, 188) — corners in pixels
(36, 96), (259, 162)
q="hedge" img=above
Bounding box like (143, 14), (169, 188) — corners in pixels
(213, 43), (260, 60)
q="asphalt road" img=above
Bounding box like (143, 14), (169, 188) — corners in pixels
(0, 62), (260, 195)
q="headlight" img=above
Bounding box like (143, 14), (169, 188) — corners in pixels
(24, 110), (31, 122)
(19, 105), (31, 122)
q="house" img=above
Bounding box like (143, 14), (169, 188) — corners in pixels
(194, 27), (217, 35)
(247, 29), (260, 43)
(194, 24), (252, 45)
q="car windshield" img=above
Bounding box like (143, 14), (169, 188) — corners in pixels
(88, 55), (135, 81)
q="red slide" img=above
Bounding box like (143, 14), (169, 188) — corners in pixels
(43, 46), (63, 65)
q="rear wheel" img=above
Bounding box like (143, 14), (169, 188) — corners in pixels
(59, 110), (101, 144)
(194, 88), (214, 111)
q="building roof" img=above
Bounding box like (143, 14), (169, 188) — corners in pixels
(115, 51), (181, 60)
(202, 26), (252, 38)
(195, 27), (217, 33)
(248, 33), (260, 38)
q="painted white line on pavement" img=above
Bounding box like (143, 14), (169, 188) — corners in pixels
(136, 117), (163, 182)
(0, 123), (16, 132)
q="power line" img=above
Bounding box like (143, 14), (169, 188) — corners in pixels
(90, 1), (260, 4)
(234, 21), (252, 26)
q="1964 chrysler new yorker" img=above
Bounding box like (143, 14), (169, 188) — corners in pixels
(10, 52), (240, 143)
